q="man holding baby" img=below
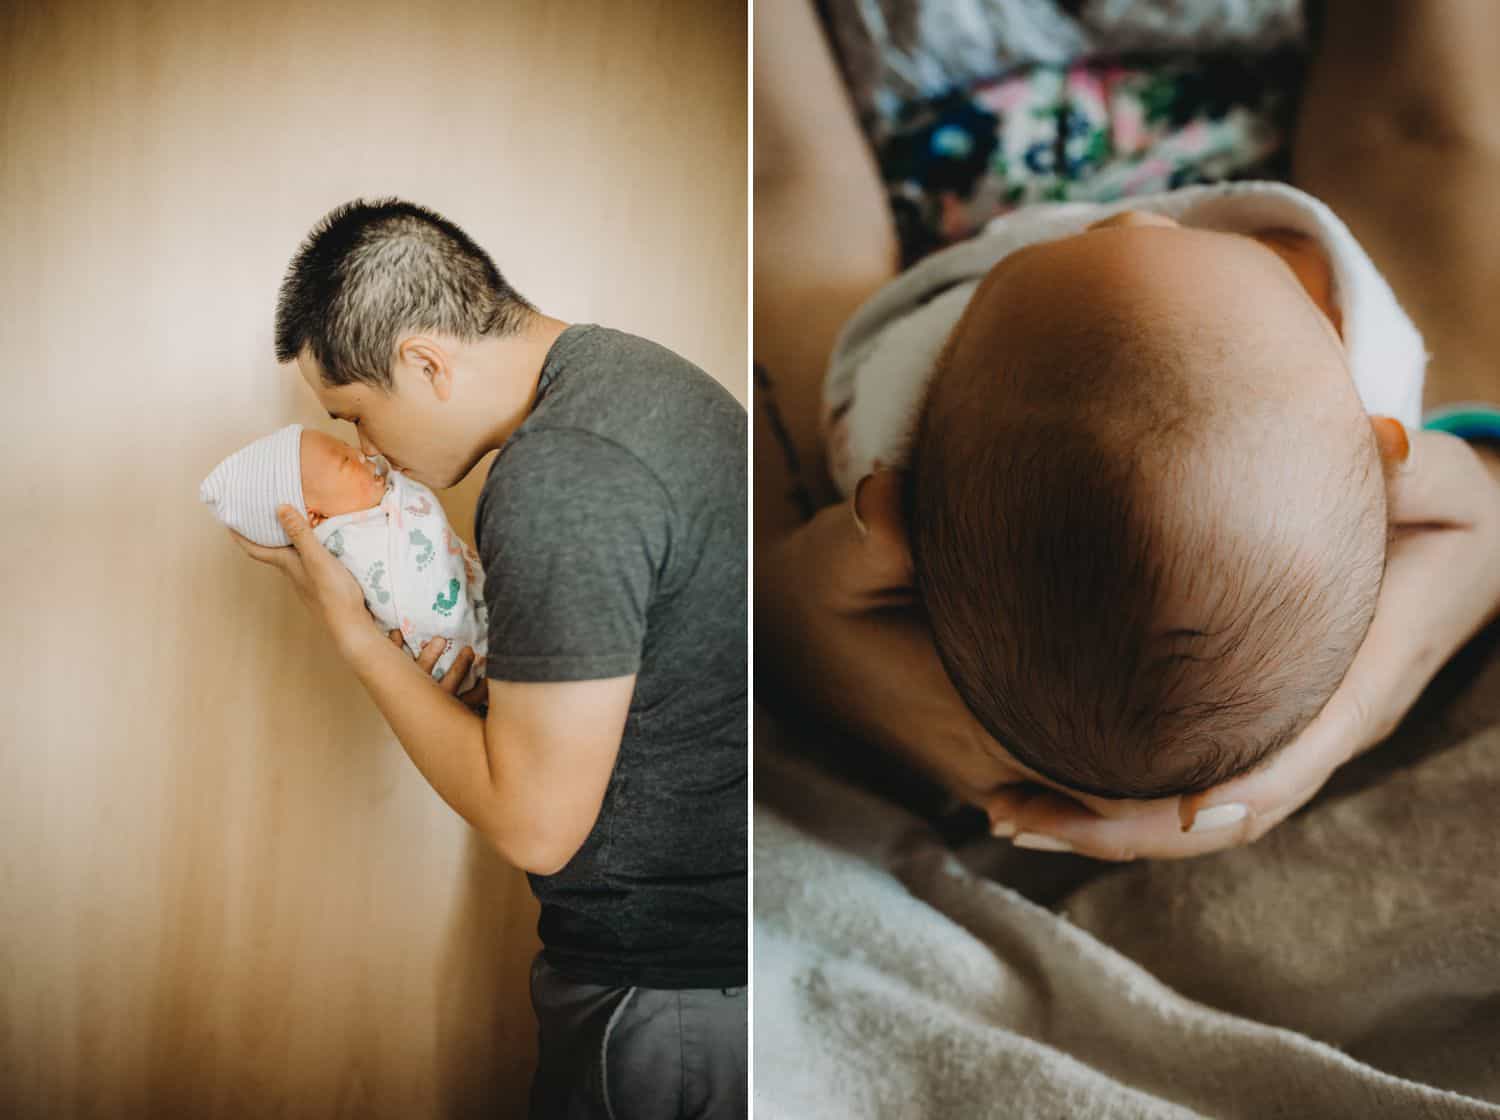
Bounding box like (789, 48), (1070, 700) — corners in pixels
(231, 196), (747, 1118)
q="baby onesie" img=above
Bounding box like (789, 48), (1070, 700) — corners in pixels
(314, 469), (489, 694)
(822, 179), (1429, 497)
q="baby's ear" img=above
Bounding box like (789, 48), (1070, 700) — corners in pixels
(1369, 415), (1412, 485)
(853, 467), (914, 591)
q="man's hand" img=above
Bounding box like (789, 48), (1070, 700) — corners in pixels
(228, 503), (491, 710)
(387, 628), (489, 713)
(227, 505), (372, 650)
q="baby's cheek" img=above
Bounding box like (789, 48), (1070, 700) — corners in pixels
(305, 467), (384, 516)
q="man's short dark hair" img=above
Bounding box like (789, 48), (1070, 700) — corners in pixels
(274, 196), (536, 391)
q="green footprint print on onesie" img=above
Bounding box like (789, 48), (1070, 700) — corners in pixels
(433, 578), (460, 617)
(326, 529), (345, 558)
(409, 528), (434, 571)
(367, 560), (391, 605)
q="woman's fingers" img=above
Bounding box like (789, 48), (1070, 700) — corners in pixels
(993, 776), (1323, 861)
(388, 628), (403, 646)
(975, 685), (1350, 858)
(1004, 788), (1215, 861)
(977, 780), (1165, 831)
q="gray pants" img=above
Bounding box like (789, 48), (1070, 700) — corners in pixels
(527, 951), (748, 1119)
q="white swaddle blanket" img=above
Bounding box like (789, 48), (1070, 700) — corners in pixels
(200, 424), (488, 694)
(313, 469), (489, 694)
(822, 179), (1429, 497)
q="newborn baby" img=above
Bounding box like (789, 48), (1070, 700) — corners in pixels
(200, 423), (488, 694)
(823, 180), (1428, 800)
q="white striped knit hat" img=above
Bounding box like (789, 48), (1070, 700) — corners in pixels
(198, 423), (308, 547)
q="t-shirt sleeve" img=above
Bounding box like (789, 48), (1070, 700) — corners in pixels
(475, 428), (672, 682)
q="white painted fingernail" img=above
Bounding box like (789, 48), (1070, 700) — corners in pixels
(1012, 831), (1073, 852)
(1188, 803), (1247, 833)
(990, 818), (1017, 838)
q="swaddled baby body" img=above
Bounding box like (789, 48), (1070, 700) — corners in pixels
(200, 424), (488, 694)
(824, 180), (1428, 801)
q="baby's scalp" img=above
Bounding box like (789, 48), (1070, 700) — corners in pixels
(903, 221), (1386, 799)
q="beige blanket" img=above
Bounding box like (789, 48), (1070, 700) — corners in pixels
(753, 624), (1500, 1117)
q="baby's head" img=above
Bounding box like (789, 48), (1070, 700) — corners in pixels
(202, 424), (391, 547)
(901, 211), (1388, 800)
(301, 429), (388, 528)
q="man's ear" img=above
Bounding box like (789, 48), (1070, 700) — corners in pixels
(1369, 414), (1412, 485)
(852, 467), (914, 593)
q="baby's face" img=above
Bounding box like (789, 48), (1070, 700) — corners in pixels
(300, 430), (388, 528)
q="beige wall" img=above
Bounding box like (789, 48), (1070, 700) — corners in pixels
(0, 0), (745, 1115)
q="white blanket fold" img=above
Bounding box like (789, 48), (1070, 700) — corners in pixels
(755, 647), (1500, 1118)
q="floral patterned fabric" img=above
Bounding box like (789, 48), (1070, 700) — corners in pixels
(876, 51), (1305, 267)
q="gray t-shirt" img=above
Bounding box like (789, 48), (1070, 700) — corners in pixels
(474, 323), (747, 989)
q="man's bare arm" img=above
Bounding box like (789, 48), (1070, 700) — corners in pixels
(340, 623), (631, 875)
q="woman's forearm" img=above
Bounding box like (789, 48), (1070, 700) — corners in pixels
(1292, 0), (1500, 410)
(753, 0), (899, 547)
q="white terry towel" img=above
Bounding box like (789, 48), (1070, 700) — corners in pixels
(200, 425), (489, 692)
(822, 179), (1430, 498)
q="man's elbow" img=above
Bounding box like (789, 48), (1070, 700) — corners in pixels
(491, 828), (580, 877)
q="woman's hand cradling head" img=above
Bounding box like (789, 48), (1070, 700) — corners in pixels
(756, 469), (1036, 809)
(975, 417), (1500, 860)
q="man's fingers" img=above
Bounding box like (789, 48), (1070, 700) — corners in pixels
(459, 680), (488, 711)
(388, 628), (404, 647)
(276, 506), (315, 548)
(417, 637), (447, 672)
(438, 647), (475, 693)
(227, 528), (285, 568)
